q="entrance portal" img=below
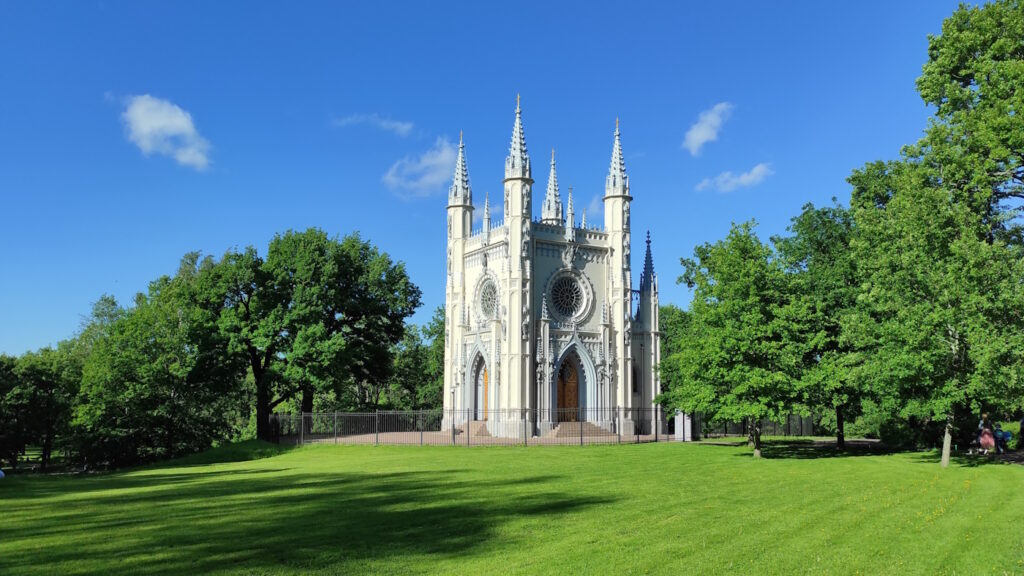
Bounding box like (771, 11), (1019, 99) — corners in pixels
(474, 356), (488, 421)
(557, 361), (579, 422)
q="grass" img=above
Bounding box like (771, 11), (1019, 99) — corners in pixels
(1, 441), (1022, 575)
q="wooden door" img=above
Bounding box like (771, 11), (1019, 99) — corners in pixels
(482, 368), (488, 420)
(557, 363), (578, 422)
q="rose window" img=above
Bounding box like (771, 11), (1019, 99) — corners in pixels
(551, 276), (583, 318)
(480, 281), (497, 318)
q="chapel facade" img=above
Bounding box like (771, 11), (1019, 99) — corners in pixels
(443, 99), (660, 437)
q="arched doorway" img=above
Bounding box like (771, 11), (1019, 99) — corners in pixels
(557, 360), (579, 422)
(473, 355), (488, 421)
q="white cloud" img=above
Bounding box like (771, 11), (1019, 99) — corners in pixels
(695, 162), (773, 193)
(683, 102), (733, 156)
(333, 113), (413, 137)
(586, 195), (604, 223)
(382, 137), (456, 196)
(121, 94), (210, 170)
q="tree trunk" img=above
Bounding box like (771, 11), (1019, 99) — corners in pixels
(747, 418), (755, 447)
(301, 387), (314, 434)
(752, 420), (762, 458)
(940, 414), (953, 468)
(256, 375), (272, 442)
(835, 406), (846, 450)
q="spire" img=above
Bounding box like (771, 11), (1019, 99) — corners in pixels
(541, 148), (563, 224)
(565, 186), (575, 242)
(504, 94), (531, 180)
(581, 208), (587, 229)
(449, 131), (472, 206)
(641, 231), (656, 292)
(482, 192), (491, 241)
(605, 118), (629, 197)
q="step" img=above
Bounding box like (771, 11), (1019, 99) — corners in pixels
(547, 421), (616, 438)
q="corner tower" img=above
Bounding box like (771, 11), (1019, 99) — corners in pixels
(501, 95), (534, 413)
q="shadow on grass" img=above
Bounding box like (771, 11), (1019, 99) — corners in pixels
(2, 464), (614, 575)
(709, 438), (899, 460)
(907, 450), (1017, 468)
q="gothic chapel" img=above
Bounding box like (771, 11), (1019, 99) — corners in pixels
(443, 98), (661, 437)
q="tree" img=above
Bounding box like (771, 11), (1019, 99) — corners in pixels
(419, 306), (445, 409)
(655, 305), (690, 400)
(914, 0), (1024, 244)
(846, 0), (1024, 467)
(14, 348), (78, 470)
(74, 254), (245, 466)
(0, 355), (26, 470)
(774, 201), (863, 449)
(849, 162), (1024, 467)
(662, 222), (800, 457)
(209, 229), (421, 440)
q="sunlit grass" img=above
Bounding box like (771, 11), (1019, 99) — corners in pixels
(1, 441), (1022, 575)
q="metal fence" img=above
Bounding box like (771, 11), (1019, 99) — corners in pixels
(270, 407), (676, 446)
(269, 408), (819, 447)
(696, 413), (817, 438)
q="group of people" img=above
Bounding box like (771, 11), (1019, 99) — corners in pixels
(974, 413), (1019, 455)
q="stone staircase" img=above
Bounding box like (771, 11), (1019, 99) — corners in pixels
(546, 421), (616, 438)
(458, 420), (492, 437)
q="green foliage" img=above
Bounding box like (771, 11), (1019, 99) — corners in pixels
(663, 222), (801, 455)
(0, 355), (26, 469)
(383, 306), (445, 410)
(773, 201), (864, 446)
(74, 256), (246, 467)
(206, 229), (422, 438)
(914, 0), (1024, 243)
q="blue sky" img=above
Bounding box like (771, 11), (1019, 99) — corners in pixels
(0, 1), (963, 355)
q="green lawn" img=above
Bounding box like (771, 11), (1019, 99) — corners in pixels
(1, 441), (1022, 575)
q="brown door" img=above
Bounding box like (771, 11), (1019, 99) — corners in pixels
(482, 368), (488, 421)
(557, 362), (579, 422)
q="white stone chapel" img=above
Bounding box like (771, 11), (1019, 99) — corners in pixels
(443, 98), (661, 437)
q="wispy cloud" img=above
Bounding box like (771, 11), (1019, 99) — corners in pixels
(696, 162), (773, 193)
(382, 137), (456, 196)
(683, 102), (733, 156)
(586, 195), (604, 224)
(333, 113), (413, 137)
(122, 94), (210, 170)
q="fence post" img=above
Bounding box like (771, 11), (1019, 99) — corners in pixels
(300, 413), (305, 445)
(334, 412), (338, 444)
(451, 409), (456, 446)
(420, 410), (424, 446)
(655, 407), (659, 443)
(617, 410), (621, 444)
(523, 409), (527, 446)
(375, 411), (379, 446)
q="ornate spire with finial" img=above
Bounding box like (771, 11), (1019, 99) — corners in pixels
(449, 130), (472, 205)
(605, 118), (629, 197)
(581, 208), (587, 229)
(504, 94), (531, 180)
(641, 230), (656, 292)
(541, 148), (563, 224)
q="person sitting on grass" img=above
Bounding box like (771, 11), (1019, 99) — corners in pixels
(977, 414), (996, 455)
(993, 423), (1008, 455)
